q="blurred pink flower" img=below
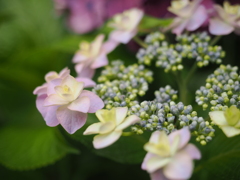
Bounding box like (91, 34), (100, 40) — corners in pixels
(209, 1), (240, 35)
(108, 8), (144, 44)
(142, 128), (201, 180)
(53, 0), (143, 34)
(34, 69), (98, 133)
(166, 0), (208, 35)
(73, 34), (115, 78)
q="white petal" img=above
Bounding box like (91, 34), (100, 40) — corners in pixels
(115, 107), (128, 126)
(209, 111), (228, 126)
(146, 156), (171, 173)
(83, 122), (103, 135)
(115, 115), (140, 131)
(169, 127), (190, 150)
(221, 126), (240, 137)
(44, 94), (69, 106)
(99, 121), (116, 134)
(93, 131), (122, 149)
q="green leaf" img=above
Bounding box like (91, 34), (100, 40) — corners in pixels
(191, 127), (240, 180)
(0, 126), (79, 170)
(71, 114), (150, 164)
(138, 16), (173, 33)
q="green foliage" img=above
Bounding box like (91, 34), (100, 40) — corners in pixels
(0, 126), (78, 170)
(138, 16), (173, 33)
(192, 127), (240, 180)
(71, 114), (150, 164)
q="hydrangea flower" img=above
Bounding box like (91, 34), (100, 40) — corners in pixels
(142, 128), (201, 180)
(209, 1), (240, 35)
(209, 105), (240, 137)
(166, 0), (208, 35)
(83, 107), (140, 149)
(73, 34), (115, 78)
(34, 74), (104, 134)
(108, 8), (144, 44)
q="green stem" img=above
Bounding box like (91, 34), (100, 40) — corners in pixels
(185, 62), (198, 85)
(210, 36), (221, 46)
(133, 36), (148, 48)
(122, 132), (134, 136)
(173, 71), (188, 104)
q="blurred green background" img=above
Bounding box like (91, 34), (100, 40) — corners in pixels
(1, 0), (240, 179)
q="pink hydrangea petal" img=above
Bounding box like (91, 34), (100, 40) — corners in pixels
(91, 52), (108, 69)
(45, 71), (58, 82)
(172, 19), (189, 36)
(44, 94), (69, 106)
(186, 5), (208, 31)
(83, 122), (103, 135)
(56, 105), (87, 134)
(75, 63), (84, 74)
(36, 94), (59, 127)
(72, 53), (88, 63)
(115, 107), (128, 125)
(184, 144), (201, 160)
(75, 77), (96, 88)
(109, 30), (136, 44)
(93, 130), (122, 149)
(209, 18), (234, 35)
(115, 115), (140, 131)
(47, 78), (62, 96)
(76, 65), (96, 79)
(68, 96), (90, 113)
(79, 90), (104, 113)
(150, 169), (168, 180)
(102, 40), (119, 53)
(169, 127), (190, 150)
(163, 151), (193, 179)
(33, 84), (47, 95)
(59, 67), (70, 78)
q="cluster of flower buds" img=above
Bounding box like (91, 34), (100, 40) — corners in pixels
(154, 85), (178, 103)
(196, 65), (240, 111)
(137, 32), (225, 72)
(129, 101), (215, 145)
(93, 60), (153, 109)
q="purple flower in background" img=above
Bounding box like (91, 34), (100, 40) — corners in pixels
(53, 0), (143, 34)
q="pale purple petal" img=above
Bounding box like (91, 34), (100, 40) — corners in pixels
(75, 77), (96, 88)
(163, 151), (193, 179)
(59, 67), (70, 78)
(68, 96), (90, 113)
(57, 105), (87, 134)
(72, 53), (88, 63)
(79, 90), (104, 113)
(33, 84), (47, 95)
(186, 5), (208, 31)
(115, 107), (128, 125)
(93, 130), (122, 149)
(183, 144), (201, 160)
(209, 18), (234, 35)
(150, 169), (168, 180)
(83, 122), (103, 135)
(142, 153), (155, 170)
(115, 115), (140, 131)
(91, 52), (108, 69)
(109, 30), (136, 44)
(76, 64), (96, 79)
(169, 128), (190, 150)
(172, 19), (188, 36)
(47, 78), (62, 96)
(45, 71), (58, 82)
(102, 40), (119, 53)
(36, 94), (59, 127)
